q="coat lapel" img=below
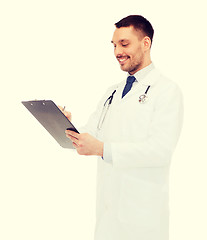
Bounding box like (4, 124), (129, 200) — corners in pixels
(121, 68), (161, 100)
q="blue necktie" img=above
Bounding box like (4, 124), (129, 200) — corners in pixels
(122, 76), (136, 98)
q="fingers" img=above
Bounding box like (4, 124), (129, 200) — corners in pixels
(58, 105), (72, 121)
(65, 132), (104, 156)
(65, 130), (80, 147)
(70, 136), (79, 146)
(64, 111), (72, 121)
(58, 105), (65, 112)
(65, 130), (79, 139)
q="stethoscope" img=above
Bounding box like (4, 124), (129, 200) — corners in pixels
(97, 85), (151, 130)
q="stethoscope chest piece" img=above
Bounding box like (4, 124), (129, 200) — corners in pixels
(139, 85), (151, 104)
(139, 94), (148, 103)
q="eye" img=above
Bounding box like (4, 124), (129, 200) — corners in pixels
(122, 43), (129, 47)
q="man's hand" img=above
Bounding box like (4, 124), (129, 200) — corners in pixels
(58, 106), (72, 121)
(65, 130), (103, 157)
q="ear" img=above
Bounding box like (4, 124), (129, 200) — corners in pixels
(143, 36), (151, 51)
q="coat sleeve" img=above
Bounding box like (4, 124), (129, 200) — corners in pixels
(109, 82), (184, 169)
(78, 100), (103, 136)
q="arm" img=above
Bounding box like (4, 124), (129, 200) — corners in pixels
(64, 82), (183, 168)
(63, 85), (119, 156)
(107, 83), (184, 168)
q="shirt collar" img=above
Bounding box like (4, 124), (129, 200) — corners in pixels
(127, 62), (155, 82)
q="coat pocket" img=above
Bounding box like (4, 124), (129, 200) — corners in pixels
(118, 174), (163, 229)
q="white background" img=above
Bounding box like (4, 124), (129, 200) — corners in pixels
(0, 0), (207, 239)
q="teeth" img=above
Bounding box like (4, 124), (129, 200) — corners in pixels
(119, 58), (128, 62)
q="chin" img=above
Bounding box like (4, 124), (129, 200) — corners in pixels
(120, 65), (129, 72)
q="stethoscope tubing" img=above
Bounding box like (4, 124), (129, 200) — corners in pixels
(98, 85), (151, 130)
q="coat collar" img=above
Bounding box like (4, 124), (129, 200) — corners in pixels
(132, 63), (155, 82)
(126, 63), (160, 87)
(114, 65), (161, 102)
(138, 67), (161, 86)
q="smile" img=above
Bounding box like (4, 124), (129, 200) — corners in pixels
(117, 56), (129, 65)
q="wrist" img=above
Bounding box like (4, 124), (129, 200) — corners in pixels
(97, 141), (104, 157)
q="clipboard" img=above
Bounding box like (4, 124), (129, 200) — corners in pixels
(21, 100), (79, 148)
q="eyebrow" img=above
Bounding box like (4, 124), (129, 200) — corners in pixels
(111, 39), (129, 44)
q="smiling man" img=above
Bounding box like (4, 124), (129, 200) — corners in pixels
(112, 22), (152, 75)
(64, 15), (183, 240)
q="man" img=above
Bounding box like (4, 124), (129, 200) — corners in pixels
(62, 15), (183, 240)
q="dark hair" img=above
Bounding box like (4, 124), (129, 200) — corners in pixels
(115, 15), (154, 43)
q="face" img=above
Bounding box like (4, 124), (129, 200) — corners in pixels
(111, 26), (150, 75)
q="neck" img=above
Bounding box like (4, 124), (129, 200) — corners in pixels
(129, 58), (152, 75)
(140, 59), (152, 70)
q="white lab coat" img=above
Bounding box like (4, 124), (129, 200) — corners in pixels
(82, 68), (183, 240)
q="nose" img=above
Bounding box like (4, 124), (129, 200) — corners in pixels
(114, 45), (124, 57)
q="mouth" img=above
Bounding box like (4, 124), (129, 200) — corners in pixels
(117, 56), (129, 65)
